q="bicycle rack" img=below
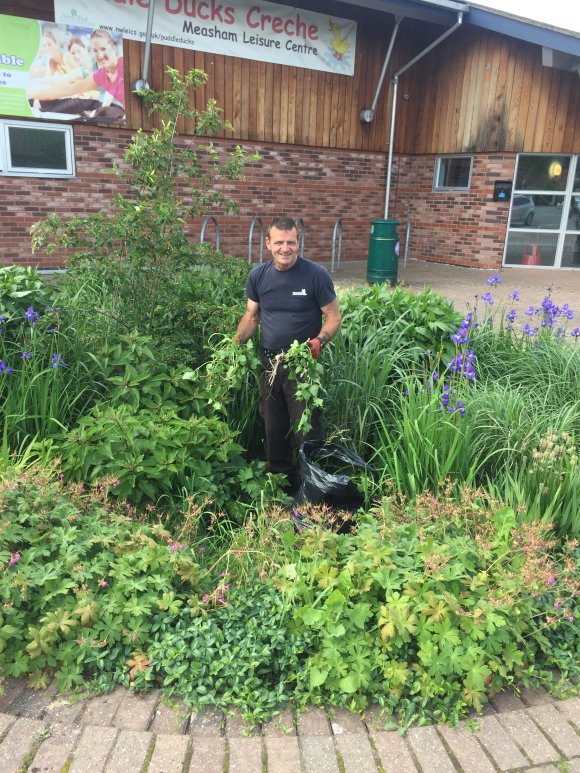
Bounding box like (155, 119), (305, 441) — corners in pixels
(200, 216), (220, 251)
(296, 218), (306, 254)
(248, 216), (265, 264)
(331, 218), (343, 272)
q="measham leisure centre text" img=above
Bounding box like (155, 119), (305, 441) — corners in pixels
(182, 21), (318, 52)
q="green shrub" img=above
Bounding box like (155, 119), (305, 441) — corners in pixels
(31, 68), (257, 368)
(0, 266), (55, 326)
(0, 473), (204, 691)
(321, 285), (462, 451)
(337, 284), (462, 357)
(275, 493), (578, 726)
(57, 403), (273, 517)
(139, 584), (312, 723)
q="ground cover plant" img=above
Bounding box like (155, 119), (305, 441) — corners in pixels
(278, 491), (578, 725)
(1, 69), (578, 726)
(1, 474), (577, 726)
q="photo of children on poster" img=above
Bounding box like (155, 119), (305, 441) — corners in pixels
(0, 16), (125, 125)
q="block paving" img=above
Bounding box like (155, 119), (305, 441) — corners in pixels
(0, 678), (579, 772)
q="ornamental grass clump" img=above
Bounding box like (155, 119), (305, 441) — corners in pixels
(369, 309), (481, 498)
(486, 429), (580, 537)
(0, 293), (102, 448)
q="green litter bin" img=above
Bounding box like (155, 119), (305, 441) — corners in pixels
(367, 219), (400, 285)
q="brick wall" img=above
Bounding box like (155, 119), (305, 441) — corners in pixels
(390, 153), (516, 269)
(1, 125), (389, 269)
(1, 124), (514, 269)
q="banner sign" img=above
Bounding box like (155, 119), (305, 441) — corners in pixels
(0, 15), (125, 124)
(54, 0), (357, 75)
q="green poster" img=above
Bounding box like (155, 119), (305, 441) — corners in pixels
(0, 16), (41, 118)
(0, 14), (125, 125)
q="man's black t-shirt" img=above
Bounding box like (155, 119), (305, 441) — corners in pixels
(245, 257), (336, 350)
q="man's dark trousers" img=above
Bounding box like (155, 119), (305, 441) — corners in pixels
(259, 356), (323, 478)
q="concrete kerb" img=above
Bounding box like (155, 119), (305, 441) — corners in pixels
(0, 680), (579, 772)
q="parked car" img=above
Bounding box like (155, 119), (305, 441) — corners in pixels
(510, 195), (535, 226)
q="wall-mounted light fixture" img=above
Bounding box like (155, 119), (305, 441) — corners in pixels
(549, 161), (563, 178)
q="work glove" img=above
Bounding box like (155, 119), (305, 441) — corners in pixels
(307, 337), (323, 360)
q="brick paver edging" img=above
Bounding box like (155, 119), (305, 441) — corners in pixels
(0, 679), (579, 772)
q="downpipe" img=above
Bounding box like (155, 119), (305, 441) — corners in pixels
(384, 10), (464, 218)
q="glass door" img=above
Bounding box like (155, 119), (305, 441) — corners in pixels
(503, 154), (579, 268)
(561, 160), (580, 268)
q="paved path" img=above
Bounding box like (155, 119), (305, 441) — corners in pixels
(0, 677), (579, 772)
(325, 258), (580, 316)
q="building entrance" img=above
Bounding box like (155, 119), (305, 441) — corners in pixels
(504, 154), (580, 268)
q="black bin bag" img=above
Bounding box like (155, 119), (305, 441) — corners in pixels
(293, 440), (370, 532)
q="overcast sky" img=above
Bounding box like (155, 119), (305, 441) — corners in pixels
(472, 0), (580, 36)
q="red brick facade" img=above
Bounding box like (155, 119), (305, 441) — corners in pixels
(391, 154), (516, 269)
(1, 123), (512, 269)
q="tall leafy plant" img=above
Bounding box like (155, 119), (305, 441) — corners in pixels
(31, 67), (256, 359)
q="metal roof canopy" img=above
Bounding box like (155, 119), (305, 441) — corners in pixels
(338, 0), (580, 56)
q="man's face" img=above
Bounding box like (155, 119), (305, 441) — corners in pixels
(266, 227), (299, 271)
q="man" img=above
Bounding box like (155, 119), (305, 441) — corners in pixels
(235, 216), (341, 484)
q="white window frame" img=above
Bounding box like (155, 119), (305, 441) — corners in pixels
(502, 153), (579, 269)
(433, 154), (473, 191)
(0, 119), (75, 178)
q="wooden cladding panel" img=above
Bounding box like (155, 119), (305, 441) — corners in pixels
(3, 0), (579, 153)
(399, 26), (580, 154)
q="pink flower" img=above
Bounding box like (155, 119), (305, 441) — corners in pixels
(219, 571), (226, 577)
(8, 552), (20, 567)
(224, 583), (231, 590)
(546, 576), (556, 585)
(201, 595), (209, 602)
(554, 602), (560, 609)
(170, 544), (178, 552)
(98, 579), (108, 587)
(569, 615), (575, 622)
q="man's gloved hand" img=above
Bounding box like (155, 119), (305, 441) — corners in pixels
(307, 337), (322, 360)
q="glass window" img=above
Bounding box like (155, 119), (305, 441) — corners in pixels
(567, 194), (580, 231)
(561, 234), (580, 268)
(504, 231), (559, 267)
(434, 156), (473, 190)
(0, 120), (74, 177)
(515, 155), (570, 192)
